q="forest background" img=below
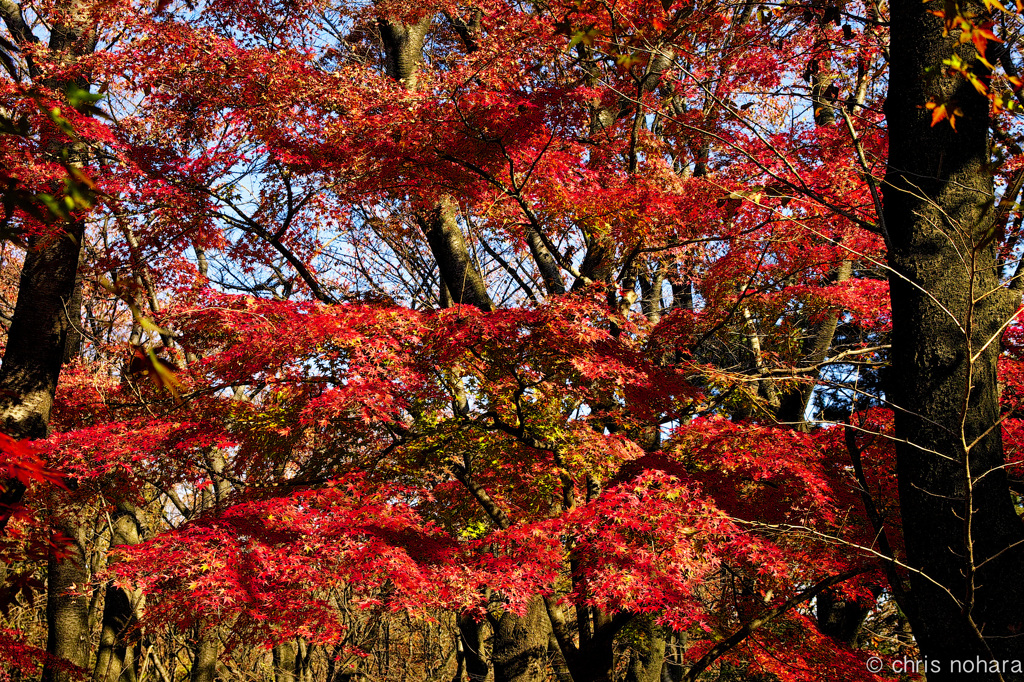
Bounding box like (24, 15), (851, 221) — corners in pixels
(1, 0), (1023, 680)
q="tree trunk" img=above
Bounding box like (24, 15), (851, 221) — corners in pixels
(190, 629), (219, 682)
(377, 9), (494, 314)
(41, 520), (90, 682)
(774, 260), (853, 427)
(491, 597), (550, 682)
(622, 617), (666, 682)
(378, 13), (431, 90)
(272, 641), (297, 682)
(296, 640), (312, 682)
(93, 502), (143, 682)
(0, 0), (94, 527)
(567, 608), (618, 682)
(815, 588), (869, 648)
(659, 632), (684, 682)
(458, 613), (489, 682)
(884, 0), (1024, 675)
(92, 586), (137, 682)
(0, 218), (85, 528)
(416, 200), (493, 311)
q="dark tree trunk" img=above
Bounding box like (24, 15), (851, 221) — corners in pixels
(41, 519), (89, 682)
(458, 613), (489, 682)
(0, 0), (94, 527)
(93, 503), (143, 682)
(190, 629), (219, 682)
(884, 0), (1024, 675)
(0, 218), (85, 531)
(622, 617), (666, 682)
(571, 610), (617, 682)
(659, 632), (684, 682)
(491, 597), (550, 682)
(0, 19), (94, 680)
(92, 587), (136, 682)
(814, 588), (868, 647)
(416, 200), (493, 311)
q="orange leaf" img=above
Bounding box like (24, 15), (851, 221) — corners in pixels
(928, 102), (948, 127)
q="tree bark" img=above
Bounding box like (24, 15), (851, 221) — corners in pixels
(884, 0), (1024, 674)
(416, 200), (493, 311)
(190, 629), (220, 682)
(491, 597), (550, 682)
(93, 502), (144, 682)
(0, 218), (85, 529)
(41, 520), (90, 682)
(272, 641), (297, 682)
(622, 617), (666, 682)
(378, 13), (431, 90)
(0, 0), (93, 526)
(377, 9), (494, 313)
(815, 588), (868, 648)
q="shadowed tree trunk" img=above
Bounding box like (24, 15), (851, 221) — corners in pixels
(458, 613), (489, 682)
(815, 588), (869, 647)
(0, 0), (93, 530)
(273, 641), (297, 682)
(622, 616), (666, 682)
(93, 502), (144, 682)
(42, 519), (89, 682)
(884, 0), (1024, 674)
(0, 216), (85, 529)
(190, 629), (219, 682)
(491, 597), (550, 682)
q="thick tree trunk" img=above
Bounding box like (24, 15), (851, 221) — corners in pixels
(0, 34), (95, 682)
(190, 629), (220, 682)
(272, 641), (297, 682)
(568, 608), (617, 682)
(884, 0), (1024, 675)
(491, 597), (550, 682)
(92, 586), (137, 682)
(622, 617), (666, 682)
(378, 9), (494, 314)
(41, 520), (90, 682)
(0, 219), (85, 528)
(815, 588), (868, 648)
(416, 200), (493, 311)
(378, 14), (431, 90)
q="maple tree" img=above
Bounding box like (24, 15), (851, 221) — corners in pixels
(1, 0), (1024, 680)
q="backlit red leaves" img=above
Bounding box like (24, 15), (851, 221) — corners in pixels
(0, 435), (64, 491)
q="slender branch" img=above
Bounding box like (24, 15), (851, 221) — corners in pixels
(680, 568), (868, 682)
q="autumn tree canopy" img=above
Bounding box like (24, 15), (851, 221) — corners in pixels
(1, 0), (1024, 680)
